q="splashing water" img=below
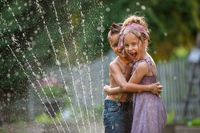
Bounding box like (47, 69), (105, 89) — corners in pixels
(0, 0), (110, 133)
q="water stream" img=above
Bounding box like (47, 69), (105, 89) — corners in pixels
(1, 0), (108, 132)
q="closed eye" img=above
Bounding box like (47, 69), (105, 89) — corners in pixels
(112, 43), (118, 48)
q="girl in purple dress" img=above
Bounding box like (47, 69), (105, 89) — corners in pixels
(104, 15), (167, 133)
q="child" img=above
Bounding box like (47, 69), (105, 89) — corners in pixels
(103, 22), (163, 133)
(105, 15), (167, 133)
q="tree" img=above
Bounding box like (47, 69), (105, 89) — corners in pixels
(102, 0), (200, 60)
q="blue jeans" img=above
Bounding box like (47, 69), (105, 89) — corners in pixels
(103, 99), (133, 133)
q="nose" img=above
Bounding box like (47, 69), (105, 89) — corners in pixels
(128, 45), (134, 51)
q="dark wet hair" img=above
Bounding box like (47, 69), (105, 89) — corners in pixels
(109, 23), (123, 35)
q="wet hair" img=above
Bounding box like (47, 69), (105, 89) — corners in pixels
(123, 15), (148, 28)
(107, 23), (122, 45)
(123, 15), (150, 41)
(109, 23), (123, 35)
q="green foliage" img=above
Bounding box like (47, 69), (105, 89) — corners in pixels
(93, 105), (104, 119)
(167, 111), (175, 124)
(0, 0), (51, 100)
(187, 118), (200, 127)
(35, 113), (62, 124)
(173, 46), (189, 59)
(0, 128), (8, 133)
(41, 86), (66, 98)
(102, 0), (200, 61)
(0, 0), (103, 100)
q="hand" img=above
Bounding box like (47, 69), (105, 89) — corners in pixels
(103, 85), (111, 95)
(150, 82), (163, 96)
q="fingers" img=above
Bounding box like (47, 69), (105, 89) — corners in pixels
(155, 82), (160, 85)
(152, 87), (163, 95)
(157, 85), (163, 89)
(103, 85), (110, 90)
(154, 82), (163, 87)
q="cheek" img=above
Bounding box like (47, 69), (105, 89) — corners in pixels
(124, 47), (128, 52)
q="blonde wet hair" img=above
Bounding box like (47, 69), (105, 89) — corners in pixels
(122, 15), (150, 41)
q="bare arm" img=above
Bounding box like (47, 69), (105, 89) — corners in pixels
(125, 61), (162, 95)
(105, 62), (162, 94)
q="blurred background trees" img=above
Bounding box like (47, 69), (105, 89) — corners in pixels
(102, 0), (200, 60)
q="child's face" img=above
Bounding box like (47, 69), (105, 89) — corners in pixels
(109, 33), (121, 55)
(124, 33), (146, 61)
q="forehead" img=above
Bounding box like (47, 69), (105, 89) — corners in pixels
(124, 33), (139, 42)
(110, 34), (119, 44)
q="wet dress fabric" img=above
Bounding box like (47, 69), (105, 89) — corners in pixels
(131, 57), (167, 133)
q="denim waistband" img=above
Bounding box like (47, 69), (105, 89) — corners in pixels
(104, 99), (133, 108)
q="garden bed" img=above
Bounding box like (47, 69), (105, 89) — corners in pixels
(175, 125), (200, 133)
(164, 124), (200, 133)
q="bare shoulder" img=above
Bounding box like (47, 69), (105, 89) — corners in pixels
(135, 60), (148, 74)
(109, 58), (119, 70)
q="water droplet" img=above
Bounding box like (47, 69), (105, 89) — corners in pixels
(36, 74), (41, 79)
(173, 76), (177, 80)
(141, 5), (146, 10)
(27, 47), (32, 51)
(61, 59), (66, 64)
(97, 27), (101, 31)
(9, 21), (13, 26)
(32, 72), (37, 77)
(27, 17), (30, 21)
(7, 73), (10, 78)
(97, 26), (105, 32)
(83, 52), (86, 55)
(105, 7), (110, 12)
(7, 93), (11, 98)
(7, 98), (10, 102)
(37, 62), (41, 66)
(136, 2), (140, 6)
(22, 107), (26, 110)
(16, 48), (20, 52)
(31, 83), (35, 88)
(56, 60), (61, 66)
(126, 8), (130, 12)
(15, 72), (19, 76)
(29, 37), (33, 40)
(64, 86), (68, 90)
(34, 30), (38, 34)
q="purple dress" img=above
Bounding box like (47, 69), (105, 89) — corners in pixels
(131, 58), (167, 133)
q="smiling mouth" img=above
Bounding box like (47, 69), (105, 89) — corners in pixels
(129, 52), (137, 58)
